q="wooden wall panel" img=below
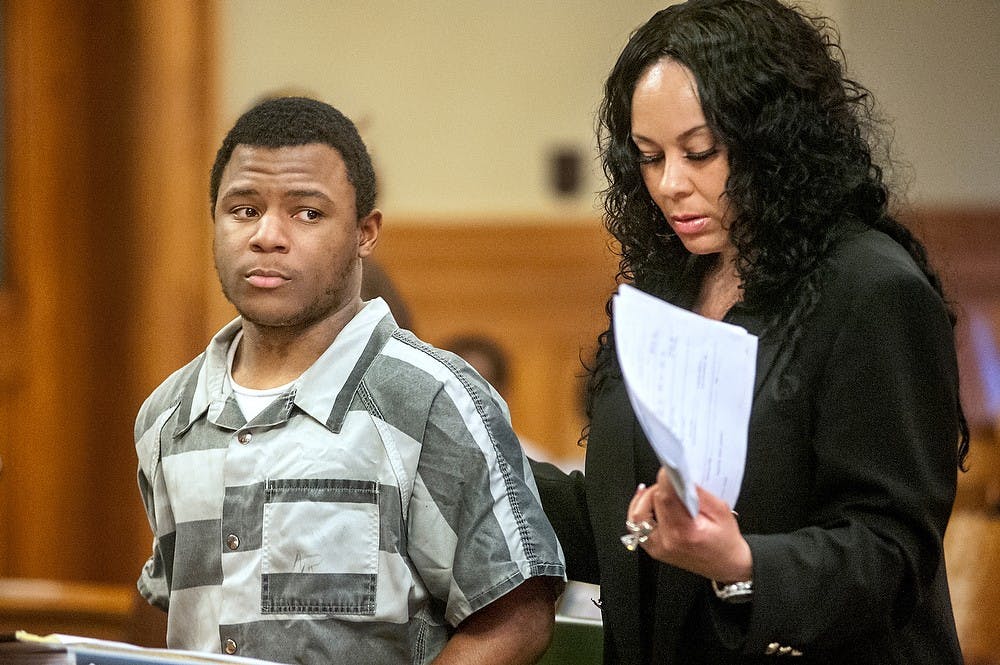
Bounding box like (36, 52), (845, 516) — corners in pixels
(2, 0), (137, 585)
(909, 207), (1000, 434)
(373, 219), (619, 465)
(946, 507), (1000, 665)
(0, 579), (134, 642)
(0, 290), (20, 573)
(0, 0), (217, 584)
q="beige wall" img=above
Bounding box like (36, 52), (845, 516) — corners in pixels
(836, 0), (1000, 207)
(219, 1), (660, 218)
(219, 1), (999, 218)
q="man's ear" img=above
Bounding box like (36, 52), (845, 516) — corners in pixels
(358, 209), (382, 258)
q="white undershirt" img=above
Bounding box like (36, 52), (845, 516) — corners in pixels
(226, 329), (297, 422)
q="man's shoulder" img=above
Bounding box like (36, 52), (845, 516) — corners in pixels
(135, 353), (206, 436)
(362, 329), (497, 419)
(369, 329), (464, 390)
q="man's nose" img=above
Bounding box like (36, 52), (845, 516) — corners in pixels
(249, 211), (289, 252)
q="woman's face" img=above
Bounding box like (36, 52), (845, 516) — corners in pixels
(631, 58), (735, 260)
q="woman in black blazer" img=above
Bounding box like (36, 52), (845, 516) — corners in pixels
(531, 1), (969, 663)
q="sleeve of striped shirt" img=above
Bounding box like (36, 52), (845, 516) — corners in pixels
(405, 373), (566, 626)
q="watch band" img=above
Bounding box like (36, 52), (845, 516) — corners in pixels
(711, 578), (753, 603)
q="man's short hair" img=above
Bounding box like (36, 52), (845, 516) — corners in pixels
(209, 96), (377, 219)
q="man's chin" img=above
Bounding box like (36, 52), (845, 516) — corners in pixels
(234, 308), (301, 329)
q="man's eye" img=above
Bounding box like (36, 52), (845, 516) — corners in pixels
(293, 209), (322, 222)
(233, 206), (259, 219)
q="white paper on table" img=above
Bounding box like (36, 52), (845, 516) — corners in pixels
(613, 284), (758, 516)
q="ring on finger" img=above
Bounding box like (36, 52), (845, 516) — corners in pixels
(621, 519), (656, 551)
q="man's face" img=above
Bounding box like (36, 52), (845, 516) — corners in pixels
(213, 143), (379, 331)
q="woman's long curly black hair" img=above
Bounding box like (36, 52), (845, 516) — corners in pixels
(586, 0), (968, 465)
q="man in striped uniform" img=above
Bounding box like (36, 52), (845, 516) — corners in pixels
(135, 96), (565, 665)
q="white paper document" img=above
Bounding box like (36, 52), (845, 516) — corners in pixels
(0, 631), (284, 665)
(613, 284), (758, 516)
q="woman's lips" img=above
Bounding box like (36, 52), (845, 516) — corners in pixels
(669, 215), (709, 234)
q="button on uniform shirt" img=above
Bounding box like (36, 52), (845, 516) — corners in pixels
(135, 298), (566, 664)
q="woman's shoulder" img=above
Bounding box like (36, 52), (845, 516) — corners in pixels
(817, 225), (947, 318)
(826, 225), (918, 274)
(823, 226), (933, 290)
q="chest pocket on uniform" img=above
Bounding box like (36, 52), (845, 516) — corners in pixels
(261, 478), (378, 615)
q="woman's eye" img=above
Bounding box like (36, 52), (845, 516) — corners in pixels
(637, 153), (663, 165)
(686, 147), (719, 161)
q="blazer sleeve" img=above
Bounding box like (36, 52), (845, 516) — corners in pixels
(530, 459), (601, 585)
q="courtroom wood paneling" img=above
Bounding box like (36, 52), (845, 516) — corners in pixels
(946, 509), (1000, 665)
(0, 0), (217, 584)
(956, 436), (1000, 514)
(376, 214), (1000, 663)
(0, 578), (135, 642)
(909, 206), (1000, 306)
(2, 0), (139, 586)
(373, 219), (619, 464)
(908, 207), (1000, 434)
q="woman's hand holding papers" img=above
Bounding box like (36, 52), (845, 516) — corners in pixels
(627, 467), (753, 584)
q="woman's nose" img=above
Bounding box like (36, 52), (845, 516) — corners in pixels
(655, 158), (693, 200)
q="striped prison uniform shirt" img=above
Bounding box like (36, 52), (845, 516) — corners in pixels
(135, 298), (566, 664)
